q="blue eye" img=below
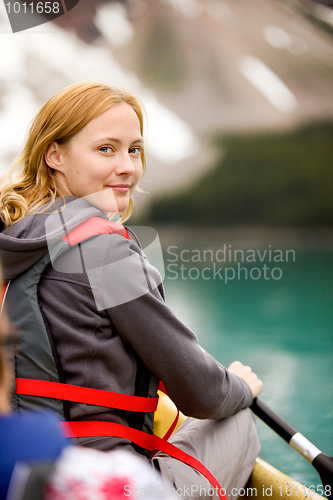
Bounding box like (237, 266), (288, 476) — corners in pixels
(129, 147), (141, 155)
(100, 146), (112, 153)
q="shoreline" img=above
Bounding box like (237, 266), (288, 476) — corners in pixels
(147, 225), (333, 251)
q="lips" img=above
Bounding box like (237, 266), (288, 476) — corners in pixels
(108, 184), (130, 193)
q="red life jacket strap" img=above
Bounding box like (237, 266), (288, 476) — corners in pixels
(157, 380), (180, 441)
(62, 217), (131, 246)
(16, 378), (226, 499)
(16, 378), (158, 413)
(62, 421), (226, 500)
(158, 381), (167, 394)
(161, 409), (180, 442)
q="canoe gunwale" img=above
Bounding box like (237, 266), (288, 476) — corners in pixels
(240, 457), (327, 500)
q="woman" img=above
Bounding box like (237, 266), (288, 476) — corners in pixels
(0, 81), (262, 499)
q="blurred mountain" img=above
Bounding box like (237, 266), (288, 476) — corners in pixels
(53, 0), (333, 133)
(116, 0), (333, 133)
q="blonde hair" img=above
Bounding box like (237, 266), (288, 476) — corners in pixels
(0, 81), (146, 227)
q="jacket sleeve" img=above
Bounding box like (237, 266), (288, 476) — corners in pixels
(88, 234), (253, 420)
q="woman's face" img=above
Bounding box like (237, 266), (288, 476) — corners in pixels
(48, 102), (144, 214)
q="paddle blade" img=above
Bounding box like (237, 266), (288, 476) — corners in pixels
(312, 453), (333, 498)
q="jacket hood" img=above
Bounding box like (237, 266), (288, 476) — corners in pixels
(0, 196), (104, 281)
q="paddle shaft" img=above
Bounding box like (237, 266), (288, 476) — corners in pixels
(251, 398), (297, 444)
(251, 398), (333, 498)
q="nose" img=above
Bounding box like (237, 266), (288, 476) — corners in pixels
(115, 151), (137, 176)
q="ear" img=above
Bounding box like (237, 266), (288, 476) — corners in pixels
(44, 141), (65, 172)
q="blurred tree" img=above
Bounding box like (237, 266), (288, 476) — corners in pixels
(148, 121), (333, 227)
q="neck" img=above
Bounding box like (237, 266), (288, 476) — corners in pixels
(53, 171), (73, 197)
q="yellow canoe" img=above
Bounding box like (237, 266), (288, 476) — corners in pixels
(154, 393), (326, 500)
(244, 457), (325, 500)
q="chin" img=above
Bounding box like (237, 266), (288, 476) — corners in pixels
(83, 191), (129, 214)
(98, 203), (129, 215)
(102, 201), (130, 215)
(113, 196), (131, 214)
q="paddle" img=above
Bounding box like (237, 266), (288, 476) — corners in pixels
(251, 398), (333, 498)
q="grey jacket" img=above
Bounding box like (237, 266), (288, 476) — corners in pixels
(0, 196), (253, 452)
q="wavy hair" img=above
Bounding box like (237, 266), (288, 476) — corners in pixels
(0, 81), (146, 227)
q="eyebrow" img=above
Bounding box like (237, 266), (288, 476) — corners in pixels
(93, 137), (144, 145)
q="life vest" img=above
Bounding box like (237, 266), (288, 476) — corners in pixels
(2, 217), (226, 500)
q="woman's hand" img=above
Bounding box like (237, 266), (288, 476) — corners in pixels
(227, 360), (263, 399)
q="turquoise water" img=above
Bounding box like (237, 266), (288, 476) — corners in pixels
(162, 244), (333, 489)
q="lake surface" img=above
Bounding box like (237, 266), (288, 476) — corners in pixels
(159, 231), (333, 490)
